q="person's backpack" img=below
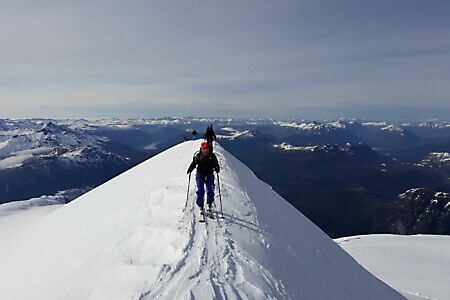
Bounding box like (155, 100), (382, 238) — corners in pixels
(193, 150), (201, 162)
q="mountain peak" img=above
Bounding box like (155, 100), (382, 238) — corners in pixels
(0, 141), (403, 300)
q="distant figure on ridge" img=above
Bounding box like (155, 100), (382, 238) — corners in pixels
(203, 124), (217, 150)
(187, 142), (220, 215)
(192, 130), (198, 140)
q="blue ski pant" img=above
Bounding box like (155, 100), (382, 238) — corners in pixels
(196, 172), (215, 207)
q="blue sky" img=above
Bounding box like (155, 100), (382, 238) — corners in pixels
(1, 0), (450, 120)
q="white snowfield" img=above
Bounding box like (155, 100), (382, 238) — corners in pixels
(0, 141), (404, 300)
(337, 235), (450, 300)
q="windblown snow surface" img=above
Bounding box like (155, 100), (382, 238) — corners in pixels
(0, 141), (403, 300)
(337, 235), (450, 300)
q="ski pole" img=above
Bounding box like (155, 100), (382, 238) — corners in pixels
(184, 172), (191, 211)
(217, 172), (223, 216)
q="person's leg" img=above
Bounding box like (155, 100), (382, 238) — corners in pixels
(196, 173), (205, 207)
(205, 173), (215, 206)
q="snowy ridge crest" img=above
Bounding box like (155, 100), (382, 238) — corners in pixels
(0, 141), (403, 300)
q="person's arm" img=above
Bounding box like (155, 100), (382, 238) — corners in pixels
(187, 154), (198, 174)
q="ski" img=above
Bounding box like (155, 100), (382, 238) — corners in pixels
(198, 209), (214, 222)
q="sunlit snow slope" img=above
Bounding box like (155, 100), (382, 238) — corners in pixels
(0, 141), (404, 300)
(337, 234), (450, 300)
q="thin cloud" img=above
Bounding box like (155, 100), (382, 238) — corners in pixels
(1, 0), (449, 119)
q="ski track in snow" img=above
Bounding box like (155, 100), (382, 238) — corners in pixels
(140, 151), (286, 300)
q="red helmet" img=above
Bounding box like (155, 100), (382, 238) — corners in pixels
(201, 142), (209, 150)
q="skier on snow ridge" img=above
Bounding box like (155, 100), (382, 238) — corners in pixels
(187, 142), (220, 214)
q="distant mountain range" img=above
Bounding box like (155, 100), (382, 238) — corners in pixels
(1, 117), (450, 237)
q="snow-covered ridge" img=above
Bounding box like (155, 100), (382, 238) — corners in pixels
(398, 188), (450, 209)
(416, 121), (450, 128)
(417, 152), (450, 168)
(273, 142), (317, 152)
(381, 124), (404, 133)
(0, 141), (403, 300)
(217, 127), (255, 140)
(275, 120), (346, 131)
(398, 187), (426, 198)
(4, 117), (450, 131)
(362, 122), (405, 134)
(362, 121), (390, 127)
(273, 142), (359, 154)
(401, 189), (450, 199)
(424, 152), (450, 163)
(58, 117), (277, 128)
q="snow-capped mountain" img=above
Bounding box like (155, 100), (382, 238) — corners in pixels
(274, 120), (347, 131)
(2, 117), (450, 238)
(217, 127), (255, 140)
(421, 152), (450, 165)
(0, 119), (144, 204)
(390, 188), (450, 234)
(0, 120), (120, 167)
(402, 121), (450, 140)
(0, 141), (404, 300)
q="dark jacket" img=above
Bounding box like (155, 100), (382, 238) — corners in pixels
(203, 127), (217, 143)
(187, 151), (220, 175)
